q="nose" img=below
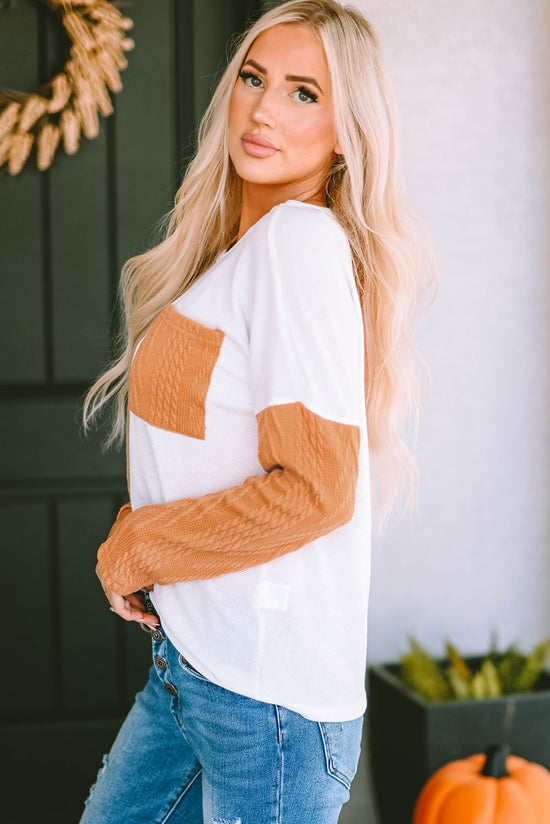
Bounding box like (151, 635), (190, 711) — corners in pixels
(250, 88), (277, 129)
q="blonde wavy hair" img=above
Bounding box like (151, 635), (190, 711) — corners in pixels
(83, 0), (438, 538)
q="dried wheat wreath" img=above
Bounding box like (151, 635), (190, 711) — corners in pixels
(0, 0), (135, 176)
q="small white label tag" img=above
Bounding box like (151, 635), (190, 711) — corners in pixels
(258, 581), (291, 612)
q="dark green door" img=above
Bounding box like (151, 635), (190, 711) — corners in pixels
(0, 1), (262, 820)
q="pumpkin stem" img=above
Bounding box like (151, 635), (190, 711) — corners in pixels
(481, 743), (511, 778)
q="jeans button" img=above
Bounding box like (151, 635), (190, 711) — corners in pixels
(154, 656), (168, 670)
(152, 629), (165, 642)
(164, 682), (178, 695)
(145, 601), (155, 614)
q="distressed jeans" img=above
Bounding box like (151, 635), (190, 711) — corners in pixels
(79, 595), (364, 824)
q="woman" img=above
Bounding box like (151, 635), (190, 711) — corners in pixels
(80, 1), (437, 822)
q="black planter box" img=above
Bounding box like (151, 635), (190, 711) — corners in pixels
(367, 657), (550, 824)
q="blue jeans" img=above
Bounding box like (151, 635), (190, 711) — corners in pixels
(80, 595), (364, 824)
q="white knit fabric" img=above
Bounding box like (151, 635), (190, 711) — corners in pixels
(130, 199), (372, 721)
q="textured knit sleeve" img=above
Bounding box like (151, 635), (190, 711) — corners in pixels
(97, 205), (364, 595)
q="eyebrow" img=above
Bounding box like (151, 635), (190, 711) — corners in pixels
(241, 58), (324, 95)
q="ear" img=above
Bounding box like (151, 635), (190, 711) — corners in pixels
(334, 138), (343, 156)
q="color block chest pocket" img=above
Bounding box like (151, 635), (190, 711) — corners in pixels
(129, 304), (225, 439)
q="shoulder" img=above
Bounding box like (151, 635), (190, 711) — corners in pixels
(231, 202), (359, 324)
(228, 199), (349, 258)
(229, 200), (357, 311)
(244, 200), (352, 275)
(265, 199), (349, 250)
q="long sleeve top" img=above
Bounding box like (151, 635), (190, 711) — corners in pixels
(97, 199), (372, 721)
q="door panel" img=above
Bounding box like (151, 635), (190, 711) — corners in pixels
(0, 0), (264, 819)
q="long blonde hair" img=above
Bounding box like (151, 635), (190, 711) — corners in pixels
(83, 0), (438, 538)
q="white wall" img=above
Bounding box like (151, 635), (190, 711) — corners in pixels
(355, 0), (550, 665)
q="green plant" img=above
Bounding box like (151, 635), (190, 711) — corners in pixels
(398, 631), (550, 702)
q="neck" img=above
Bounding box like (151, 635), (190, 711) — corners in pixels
(234, 180), (326, 245)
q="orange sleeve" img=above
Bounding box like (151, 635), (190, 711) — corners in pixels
(97, 400), (360, 595)
(107, 501), (132, 537)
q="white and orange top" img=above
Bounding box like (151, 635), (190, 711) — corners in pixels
(98, 199), (372, 722)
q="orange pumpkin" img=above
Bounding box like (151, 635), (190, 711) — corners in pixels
(413, 744), (550, 823)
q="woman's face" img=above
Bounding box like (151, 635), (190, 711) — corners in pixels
(228, 23), (341, 201)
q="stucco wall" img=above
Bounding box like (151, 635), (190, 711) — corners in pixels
(354, 0), (550, 666)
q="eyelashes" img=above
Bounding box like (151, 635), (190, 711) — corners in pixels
(239, 70), (261, 86)
(238, 70), (263, 89)
(294, 86), (319, 104)
(238, 70), (318, 104)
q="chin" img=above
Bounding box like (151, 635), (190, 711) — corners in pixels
(230, 155), (285, 185)
(237, 172), (285, 186)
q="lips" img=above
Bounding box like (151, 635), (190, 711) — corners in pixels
(241, 132), (277, 149)
(241, 132), (279, 158)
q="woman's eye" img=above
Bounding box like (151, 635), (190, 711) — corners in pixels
(239, 70), (263, 88)
(292, 87), (318, 104)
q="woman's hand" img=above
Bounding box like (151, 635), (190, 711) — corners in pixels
(96, 562), (159, 628)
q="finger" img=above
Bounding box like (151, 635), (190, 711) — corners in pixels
(110, 594), (158, 626)
(125, 592), (147, 610)
(124, 595), (158, 625)
(140, 617), (160, 627)
(107, 590), (159, 627)
(108, 594), (135, 621)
